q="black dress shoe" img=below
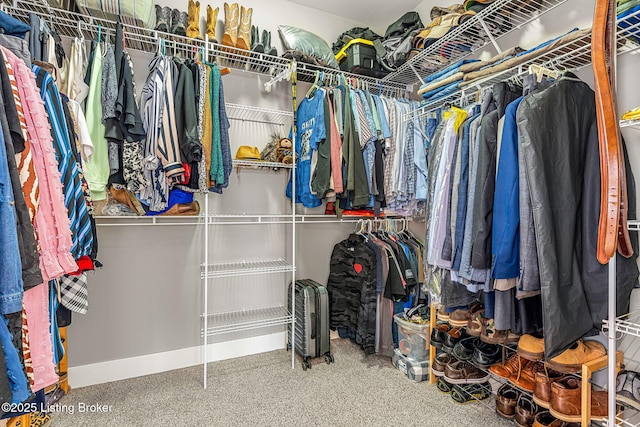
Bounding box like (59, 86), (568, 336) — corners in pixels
(430, 322), (451, 350)
(443, 327), (469, 354)
(471, 340), (502, 368)
(452, 336), (479, 361)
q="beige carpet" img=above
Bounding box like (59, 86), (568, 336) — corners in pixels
(51, 339), (512, 426)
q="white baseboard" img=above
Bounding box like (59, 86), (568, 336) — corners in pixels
(68, 332), (286, 389)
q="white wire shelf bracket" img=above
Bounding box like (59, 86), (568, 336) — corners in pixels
(0, 0), (292, 78)
(225, 104), (293, 127)
(383, 0), (570, 86)
(200, 259), (294, 278)
(201, 305), (292, 336)
(406, 8), (640, 121)
(603, 308), (640, 339)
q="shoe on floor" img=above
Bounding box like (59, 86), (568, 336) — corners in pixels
(515, 393), (539, 427)
(496, 383), (520, 419)
(451, 381), (491, 404)
(437, 376), (453, 393)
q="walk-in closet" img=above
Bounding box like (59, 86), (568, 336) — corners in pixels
(0, 0), (639, 425)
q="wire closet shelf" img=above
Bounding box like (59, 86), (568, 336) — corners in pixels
(200, 259), (295, 279)
(0, 0), (411, 96)
(405, 8), (640, 121)
(201, 305), (293, 336)
(383, 0), (570, 85)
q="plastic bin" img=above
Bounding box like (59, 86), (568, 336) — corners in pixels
(392, 349), (429, 382)
(394, 314), (430, 362)
(336, 38), (388, 78)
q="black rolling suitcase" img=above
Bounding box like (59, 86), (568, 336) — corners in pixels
(288, 279), (333, 370)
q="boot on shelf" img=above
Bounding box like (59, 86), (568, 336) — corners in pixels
(263, 29), (277, 56)
(186, 0), (202, 40)
(251, 25), (264, 52)
(222, 2), (239, 47)
(236, 5), (252, 50)
(154, 5), (172, 33)
(171, 9), (188, 36)
(206, 5), (219, 42)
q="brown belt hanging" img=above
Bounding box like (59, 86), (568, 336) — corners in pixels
(592, 0), (633, 264)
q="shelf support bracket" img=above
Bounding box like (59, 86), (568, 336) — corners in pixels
(264, 66), (291, 93)
(408, 62), (424, 85)
(477, 15), (502, 53)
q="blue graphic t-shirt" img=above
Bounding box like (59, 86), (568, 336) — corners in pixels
(286, 89), (326, 208)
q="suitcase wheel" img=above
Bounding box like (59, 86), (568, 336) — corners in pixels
(325, 354), (334, 364)
(302, 359), (311, 371)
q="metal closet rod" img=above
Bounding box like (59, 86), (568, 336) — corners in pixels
(297, 67), (411, 98)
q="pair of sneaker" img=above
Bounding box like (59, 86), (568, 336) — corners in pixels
(437, 376), (491, 404)
(617, 369), (640, 409)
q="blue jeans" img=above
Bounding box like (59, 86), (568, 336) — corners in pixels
(0, 123), (23, 316)
(0, 316), (29, 403)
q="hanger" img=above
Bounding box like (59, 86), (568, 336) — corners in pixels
(528, 63), (561, 83)
(306, 71), (321, 98)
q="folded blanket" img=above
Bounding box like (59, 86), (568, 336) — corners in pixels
(418, 72), (463, 95)
(461, 28), (588, 84)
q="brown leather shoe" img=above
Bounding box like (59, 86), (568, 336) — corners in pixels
(533, 410), (566, 427)
(549, 376), (582, 423)
(548, 339), (606, 374)
(496, 383), (520, 419)
(449, 308), (471, 327)
(589, 388), (610, 422)
(431, 352), (454, 377)
(489, 353), (532, 380)
(550, 376), (611, 423)
(517, 333), (545, 361)
(443, 360), (489, 384)
(510, 361), (542, 393)
(533, 367), (565, 409)
(515, 394), (539, 427)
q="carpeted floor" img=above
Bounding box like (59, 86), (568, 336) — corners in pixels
(51, 339), (512, 426)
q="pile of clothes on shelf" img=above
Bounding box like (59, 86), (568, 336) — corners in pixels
(416, 28), (590, 102)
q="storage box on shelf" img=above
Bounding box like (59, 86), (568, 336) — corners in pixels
(336, 39), (388, 79)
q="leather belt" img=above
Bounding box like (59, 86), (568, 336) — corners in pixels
(593, 0), (633, 264)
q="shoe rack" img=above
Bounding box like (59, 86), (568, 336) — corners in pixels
(429, 303), (624, 426)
